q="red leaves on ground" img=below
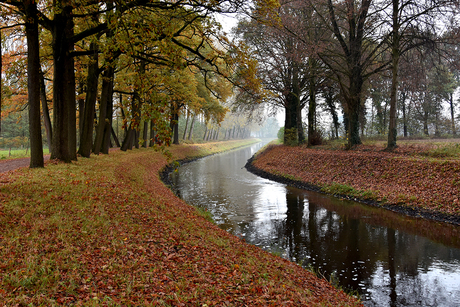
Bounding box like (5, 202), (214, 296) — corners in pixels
(254, 144), (460, 216)
(0, 145), (362, 306)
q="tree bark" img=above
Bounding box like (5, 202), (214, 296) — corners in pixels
(423, 111), (429, 135)
(188, 114), (195, 140)
(203, 124), (208, 140)
(307, 59), (317, 146)
(92, 60), (115, 154)
(25, 0), (44, 168)
(449, 92), (456, 135)
(183, 109), (189, 140)
(387, 0), (400, 150)
(111, 126), (120, 147)
(121, 95), (141, 151)
(327, 0), (370, 148)
(150, 119), (155, 146)
(50, 2), (74, 162)
(284, 91), (299, 144)
(39, 68), (52, 149)
(78, 42), (99, 157)
(143, 121), (148, 148)
(101, 75), (114, 154)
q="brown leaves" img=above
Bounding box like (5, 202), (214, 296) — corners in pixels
(0, 144), (361, 306)
(254, 144), (460, 216)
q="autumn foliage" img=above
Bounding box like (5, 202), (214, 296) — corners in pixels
(252, 143), (460, 220)
(0, 141), (361, 306)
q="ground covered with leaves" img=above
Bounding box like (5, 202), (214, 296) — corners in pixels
(250, 142), (460, 225)
(0, 139), (361, 306)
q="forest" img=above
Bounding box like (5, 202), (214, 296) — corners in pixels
(0, 0), (460, 167)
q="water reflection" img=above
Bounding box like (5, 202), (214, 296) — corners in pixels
(170, 141), (460, 306)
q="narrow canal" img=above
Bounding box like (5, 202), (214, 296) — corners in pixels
(169, 141), (460, 306)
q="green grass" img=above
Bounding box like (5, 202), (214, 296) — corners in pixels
(420, 143), (460, 158)
(0, 148), (50, 160)
(321, 182), (380, 201)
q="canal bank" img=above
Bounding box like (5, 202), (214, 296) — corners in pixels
(170, 141), (460, 306)
(246, 144), (460, 226)
(0, 140), (360, 306)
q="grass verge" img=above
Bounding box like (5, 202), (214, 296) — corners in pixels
(0, 139), (360, 306)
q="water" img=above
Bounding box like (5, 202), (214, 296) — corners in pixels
(170, 141), (460, 306)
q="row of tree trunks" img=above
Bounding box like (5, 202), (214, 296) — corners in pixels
(204, 127), (220, 141)
(93, 62), (115, 154)
(121, 94), (141, 151)
(78, 42), (99, 158)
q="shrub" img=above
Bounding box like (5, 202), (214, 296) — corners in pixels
(277, 127), (284, 142)
(309, 130), (324, 146)
(284, 128), (298, 146)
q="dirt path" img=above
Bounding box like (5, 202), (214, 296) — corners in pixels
(0, 155), (51, 173)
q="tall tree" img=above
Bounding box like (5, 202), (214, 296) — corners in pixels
(235, 1), (311, 145)
(25, 0), (43, 168)
(385, 0), (453, 149)
(320, 0), (386, 148)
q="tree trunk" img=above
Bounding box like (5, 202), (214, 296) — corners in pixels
(183, 109), (189, 140)
(435, 109), (440, 137)
(449, 92), (456, 135)
(150, 119), (155, 146)
(78, 42), (99, 157)
(188, 114), (195, 140)
(203, 124), (208, 140)
(346, 95), (362, 148)
(101, 78), (114, 154)
(25, 0), (44, 168)
(143, 121), (148, 148)
(171, 112), (179, 145)
(284, 91), (298, 144)
(39, 68), (52, 149)
(423, 111), (429, 136)
(401, 92), (407, 137)
(50, 4), (73, 162)
(93, 63), (114, 154)
(121, 128), (135, 151)
(121, 95), (141, 151)
(134, 129), (139, 149)
(387, 0), (400, 150)
(307, 61), (316, 146)
(111, 126), (120, 147)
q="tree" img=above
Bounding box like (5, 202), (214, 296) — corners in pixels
(319, 0), (388, 148)
(235, 1), (311, 145)
(24, 0), (43, 167)
(385, 0), (453, 149)
(1, 0), (273, 164)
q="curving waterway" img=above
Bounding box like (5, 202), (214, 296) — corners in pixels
(169, 141), (460, 306)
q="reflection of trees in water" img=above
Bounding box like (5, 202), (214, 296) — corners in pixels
(270, 188), (460, 306)
(172, 145), (460, 306)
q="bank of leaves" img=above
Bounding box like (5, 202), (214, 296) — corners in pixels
(253, 144), (460, 217)
(0, 140), (361, 306)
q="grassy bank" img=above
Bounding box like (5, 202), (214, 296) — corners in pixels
(0, 139), (360, 306)
(249, 143), (460, 224)
(0, 148), (51, 160)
